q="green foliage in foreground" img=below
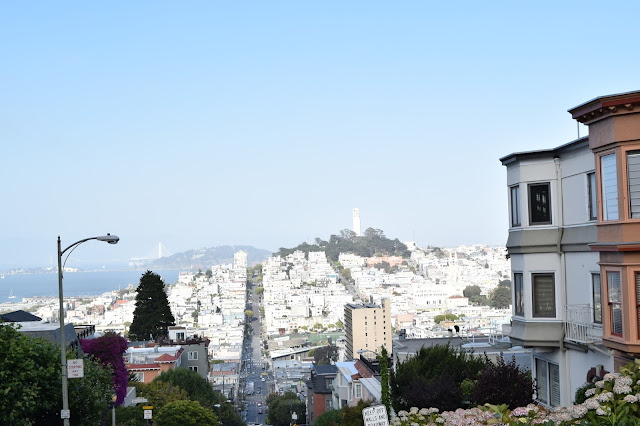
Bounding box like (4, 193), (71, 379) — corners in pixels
(0, 323), (114, 425)
(154, 400), (218, 426)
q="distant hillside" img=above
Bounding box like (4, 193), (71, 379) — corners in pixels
(276, 228), (409, 262)
(148, 245), (272, 270)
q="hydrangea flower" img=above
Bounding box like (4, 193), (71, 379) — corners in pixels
(624, 394), (639, 403)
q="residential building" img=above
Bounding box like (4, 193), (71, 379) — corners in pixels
(568, 91), (640, 370)
(344, 299), (392, 359)
(331, 360), (380, 409)
(306, 365), (337, 425)
(125, 345), (183, 384)
(497, 92), (640, 407)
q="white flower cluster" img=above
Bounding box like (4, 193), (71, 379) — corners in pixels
(585, 387), (597, 397)
(624, 394), (639, 403)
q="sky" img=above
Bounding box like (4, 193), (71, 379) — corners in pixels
(2, 1), (640, 269)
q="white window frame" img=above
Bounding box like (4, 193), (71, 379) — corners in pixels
(188, 351), (198, 361)
(601, 153), (618, 221)
(528, 182), (552, 225)
(514, 272), (524, 317)
(535, 358), (560, 407)
(188, 366), (198, 372)
(355, 383), (362, 399)
(592, 273), (602, 324)
(132, 372), (144, 382)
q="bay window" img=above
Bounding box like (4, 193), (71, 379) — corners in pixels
(532, 273), (555, 318)
(529, 183), (551, 225)
(607, 272), (622, 336)
(601, 153), (618, 220)
(514, 273), (524, 316)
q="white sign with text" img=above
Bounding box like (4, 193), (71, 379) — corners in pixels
(68, 359), (84, 378)
(362, 405), (389, 426)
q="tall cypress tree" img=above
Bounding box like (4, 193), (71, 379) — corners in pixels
(129, 270), (175, 341)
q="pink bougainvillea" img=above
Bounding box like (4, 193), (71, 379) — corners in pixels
(80, 332), (129, 406)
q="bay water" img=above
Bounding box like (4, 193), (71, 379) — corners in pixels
(0, 270), (180, 302)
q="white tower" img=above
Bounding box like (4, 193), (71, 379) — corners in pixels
(353, 208), (361, 237)
(234, 250), (248, 269)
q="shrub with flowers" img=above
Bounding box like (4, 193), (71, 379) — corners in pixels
(389, 360), (640, 425)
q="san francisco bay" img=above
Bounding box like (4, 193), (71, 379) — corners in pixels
(0, 270), (180, 302)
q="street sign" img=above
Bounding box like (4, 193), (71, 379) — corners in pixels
(143, 406), (153, 410)
(362, 405), (389, 426)
(68, 359), (84, 378)
(132, 397), (148, 404)
(144, 409), (153, 419)
(60, 409), (70, 419)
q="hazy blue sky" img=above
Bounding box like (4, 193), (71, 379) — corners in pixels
(2, 2), (640, 268)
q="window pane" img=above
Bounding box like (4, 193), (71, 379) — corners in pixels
(536, 359), (548, 404)
(601, 154), (618, 220)
(514, 273), (524, 316)
(529, 184), (551, 224)
(608, 272), (621, 303)
(511, 186), (521, 226)
(588, 173), (597, 220)
(533, 274), (555, 317)
(636, 273), (640, 338)
(608, 272), (622, 335)
(593, 274), (602, 324)
(629, 153), (640, 218)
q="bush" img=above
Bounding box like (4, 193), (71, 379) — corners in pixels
(574, 381), (596, 405)
(471, 354), (534, 408)
(315, 409), (342, 426)
(390, 344), (485, 412)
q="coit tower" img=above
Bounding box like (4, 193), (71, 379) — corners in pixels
(353, 208), (361, 237)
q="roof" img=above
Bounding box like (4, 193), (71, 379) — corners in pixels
(359, 377), (382, 401)
(126, 363), (160, 371)
(1, 310), (42, 322)
(155, 353), (179, 363)
(313, 364), (338, 375)
(568, 89), (640, 122)
(499, 136), (589, 166)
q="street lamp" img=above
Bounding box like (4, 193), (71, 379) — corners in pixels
(58, 234), (119, 425)
(214, 403), (222, 425)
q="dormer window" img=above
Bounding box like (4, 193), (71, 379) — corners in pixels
(529, 183), (551, 225)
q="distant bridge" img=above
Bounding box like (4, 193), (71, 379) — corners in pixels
(129, 242), (173, 267)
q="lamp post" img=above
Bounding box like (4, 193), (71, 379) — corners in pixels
(58, 234), (119, 425)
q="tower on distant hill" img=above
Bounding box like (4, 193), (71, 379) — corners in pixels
(353, 208), (361, 237)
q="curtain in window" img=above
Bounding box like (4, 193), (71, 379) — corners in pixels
(628, 153), (640, 218)
(533, 274), (555, 317)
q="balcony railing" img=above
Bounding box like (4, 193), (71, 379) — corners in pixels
(564, 305), (601, 344)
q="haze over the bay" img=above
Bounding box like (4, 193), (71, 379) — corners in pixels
(2, 2), (640, 269)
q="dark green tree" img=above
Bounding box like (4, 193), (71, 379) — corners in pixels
(0, 323), (114, 425)
(379, 346), (391, 421)
(390, 344), (485, 412)
(489, 286), (512, 309)
(463, 285), (481, 298)
(129, 270), (176, 340)
(315, 409), (342, 426)
(266, 392), (306, 426)
(313, 344), (339, 365)
(155, 399), (218, 426)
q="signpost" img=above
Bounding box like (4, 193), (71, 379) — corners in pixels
(362, 405), (389, 426)
(68, 359), (84, 379)
(143, 406), (153, 420)
(132, 397), (148, 404)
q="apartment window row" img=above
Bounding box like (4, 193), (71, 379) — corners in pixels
(511, 173), (599, 227)
(514, 272), (603, 323)
(599, 151), (640, 221)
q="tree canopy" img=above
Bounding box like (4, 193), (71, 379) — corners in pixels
(266, 392), (306, 426)
(80, 331), (129, 405)
(489, 286), (512, 309)
(154, 399), (218, 426)
(313, 344), (338, 365)
(276, 228), (409, 262)
(129, 270), (176, 340)
(0, 323), (113, 424)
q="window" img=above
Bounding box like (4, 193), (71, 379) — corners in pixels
(536, 358), (560, 407)
(188, 351), (198, 360)
(628, 152), (640, 218)
(532, 274), (555, 317)
(608, 272), (622, 336)
(188, 366), (198, 372)
(176, 332), (185, 341)
(601, 153), (618, 220)
(514, 273), (524, 316)
(529, 183), (551, 224)
(511, 186), (521, 226)
(355, 383), (362, 399)
(636, 274), (640, 338)
(592, 274), (602, 324)
(132, 372), (144, 382)
(588, 172), (597, 220)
